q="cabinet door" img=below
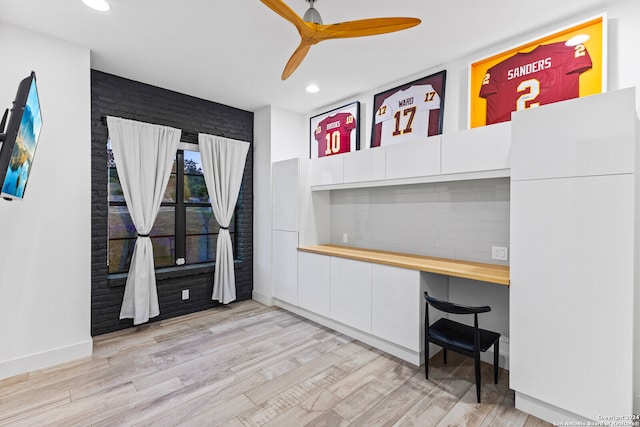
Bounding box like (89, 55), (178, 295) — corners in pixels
(272, 158), (299, 231)
(343, 147), (385, 183)
(441, 121), (511, 175)
(511, 88), (636, 181)
(385, 137), (441, 180)
(330, 257), (372, 332)
(272, 230), (298, 305)
(309, 155), (344, 186)
(298, 251), (331, 318)
(510, 175), (634, 420)
(371, 264), (421, 351)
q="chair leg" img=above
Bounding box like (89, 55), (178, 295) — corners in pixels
(494, 340), (500, 384)
(474, 350), (481, 403)
(443, 348), (447, 365)
(425, 343), (429, 380)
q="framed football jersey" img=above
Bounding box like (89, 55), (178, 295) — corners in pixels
(310, 101), (360, 159)
(370, 70), (446, 148)
(470, 15), (605, 128)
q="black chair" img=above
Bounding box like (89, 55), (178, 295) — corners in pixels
(424, 292), (500, 403)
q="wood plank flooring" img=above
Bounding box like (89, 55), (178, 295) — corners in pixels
(0, 300), (550, 426)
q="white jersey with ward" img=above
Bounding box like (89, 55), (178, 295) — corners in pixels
(375, 84), (440, 146)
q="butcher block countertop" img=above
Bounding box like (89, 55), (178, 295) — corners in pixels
(298, 244), (510, 286)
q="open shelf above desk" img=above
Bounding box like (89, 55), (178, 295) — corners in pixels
(298, 244), (510, 286)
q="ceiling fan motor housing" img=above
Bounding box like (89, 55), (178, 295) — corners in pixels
(303, 0), (322, 24)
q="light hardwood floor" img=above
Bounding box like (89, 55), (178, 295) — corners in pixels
(0, 300), (550, 426)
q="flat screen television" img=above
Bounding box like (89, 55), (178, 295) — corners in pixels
(0, 71), (43, 200)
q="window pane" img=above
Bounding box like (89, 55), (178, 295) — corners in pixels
(185, 206), (216, 264)
(152, 206), (175, 236)
(109, 205), (136, 239)
(184, 175), (209, 203)
(108, 206), (176, 273)
(108, 166), (125, 203)
(108, 236), (175, 273)
(183, 151), (209, 203)
(186, 206), (216, 234)
(164, 173), (177, 202)
(152, 236), (175, 268)
(186, 234), (216, 264)
(108, 238), (135, 274)
(184, 151), (203, 175)
(109, 205), (175, 238)
(107, 139), (176, 203)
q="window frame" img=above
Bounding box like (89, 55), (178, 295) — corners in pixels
(107, 141), (237, 275)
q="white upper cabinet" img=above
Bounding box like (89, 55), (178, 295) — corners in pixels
(309, 155), (344, 186)
(511, 88), (637, 181)
(441, 121), (511, 175)
(385, 137), (441, 180)
(343, 146), (386, 183)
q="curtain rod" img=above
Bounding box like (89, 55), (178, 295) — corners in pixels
(99, 116), (227, 144)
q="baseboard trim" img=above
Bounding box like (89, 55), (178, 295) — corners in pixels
(273, 298), (422, 366)
(0, 339), (93, 381)
(515, 392), (592, 424)
(252, 290), (274, 307)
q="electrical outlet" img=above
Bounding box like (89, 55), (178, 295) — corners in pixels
(181, 289), (189, 300)
(342, 233), (348, 243)
(491, 246), (508, 261)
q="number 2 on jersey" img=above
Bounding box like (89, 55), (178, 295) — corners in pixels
(516, 78), (540, 111)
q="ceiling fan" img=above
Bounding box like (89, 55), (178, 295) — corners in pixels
(260, 0), (422, 80)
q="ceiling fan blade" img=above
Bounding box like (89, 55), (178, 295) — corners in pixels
(260, 0), (308, 33)
(281, 41), (312, 80)
(314, 17), (421, 41)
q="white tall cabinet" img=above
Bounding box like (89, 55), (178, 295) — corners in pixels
(510, 88), (638, 420)
(271, 158), (329, 305)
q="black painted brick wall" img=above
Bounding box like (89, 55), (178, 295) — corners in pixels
(91, 70), (253, 336)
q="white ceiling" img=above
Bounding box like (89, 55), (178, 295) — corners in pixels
(0, 0), (617, 114)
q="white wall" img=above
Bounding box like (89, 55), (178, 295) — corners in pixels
(0, 23), (92, 380)
(271, 105), (307, 162)
(252, 106), (272, 305)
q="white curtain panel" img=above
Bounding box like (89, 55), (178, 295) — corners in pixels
(107, 116), (181, 325)
(198, 133), (249, 304)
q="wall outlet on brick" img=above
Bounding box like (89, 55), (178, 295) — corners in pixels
(182, 289), (189, 300)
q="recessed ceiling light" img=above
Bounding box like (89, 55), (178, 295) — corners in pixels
(306, 84), (320, 93)
(83, 0), (110, 12)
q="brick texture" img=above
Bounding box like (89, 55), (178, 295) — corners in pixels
(91, 70), (253, 336)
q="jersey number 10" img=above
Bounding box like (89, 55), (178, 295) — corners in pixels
(325, 131), (341, 155)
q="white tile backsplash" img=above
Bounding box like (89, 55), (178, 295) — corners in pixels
(330, 178), (510, 265)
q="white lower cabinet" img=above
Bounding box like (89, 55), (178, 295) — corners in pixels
(371, 264), (422, 351)
(272, 230), (298, 305)
(298, 251), (331, 318)
(293, 251), (426, 365)
(330, 257), (372, 333)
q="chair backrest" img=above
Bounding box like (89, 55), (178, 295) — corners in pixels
(424, 292), (491, 315)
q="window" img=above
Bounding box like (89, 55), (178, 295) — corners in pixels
(107, 142), (235, 274)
